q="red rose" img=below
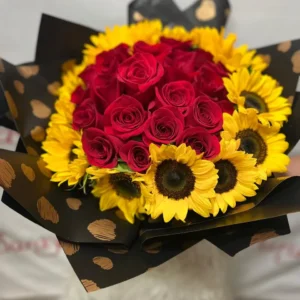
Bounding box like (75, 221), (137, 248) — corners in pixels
(72, 98), (103, 131)
(82, 127), (121, 168)
(96, 43), (130, 71)
(169, 49), (213, 75)
(79, 65), (121, 111)
(79, 45), (129, 107)
(103, 95), (147, 140)
(71, 86), (86, 105)
(117, 52), (164, 93)
(186, 95), (223, 133)
(155, 80), (195, 115)
(143, 106), (184, 145)
(194, 62), (227, 100)
(147, 68), (191, 111)
(80, 44), (130, 82)
(214, 62), (228, 77)
(163, 66), (191, 82)
(119, 141), (150, 172)
(89, 73), (121, 111)
(133, 41), (172, 62)
(218, 100), (234, 115)
(177, 128), (220, 159)
(80, 65), (98, 83)
(160, 37), (192, 50)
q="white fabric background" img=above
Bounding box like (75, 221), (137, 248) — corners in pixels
(0, 0), (300, 299)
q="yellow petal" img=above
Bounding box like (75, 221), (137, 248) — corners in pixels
(100, 192), (118, 211)
(216, 194), (228, 213)
(222, 192), (236, 208)
(163, 201), (177, 222)
(175, 200), (188, 222)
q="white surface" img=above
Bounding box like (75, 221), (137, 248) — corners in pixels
(0, 1), (300, 300)
(232, 212), (300, 300)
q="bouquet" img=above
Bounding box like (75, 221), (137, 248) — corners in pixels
(1, 0), (300, 293)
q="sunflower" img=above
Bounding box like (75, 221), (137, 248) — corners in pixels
(49, 64), (86, 127)
(210, 139), (259, 216)
(90, 171), (148, 224)
(41, 124), (89, 186)
(223, 68), (291, 126)
(221, 109), (290, 181)
(141, 143), (218, 222)
(86, 166), (119, 179)
(83, 21), (265, 72)
(84, 20), (162, 64)
(162, 25), (191, 42)
(190, 27), (267, 72)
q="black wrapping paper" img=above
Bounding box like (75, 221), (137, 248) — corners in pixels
(0, 84), (8, 118)
(129, 0), (230, 30)
(0, 1), (300, 292)
(283, 91), (300, 153)
(129, 0), (194, 29)
(184, 0), (230, 29)
(255, 41), (300, 153)
(35, 14), (98, 64)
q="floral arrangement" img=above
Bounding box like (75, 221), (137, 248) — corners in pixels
(1, 0), (300, 291)
(42, 20), (291, 224)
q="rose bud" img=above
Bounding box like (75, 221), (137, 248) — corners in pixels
(177, 127), (220, 159)
(194, 62), (228, 100)
(73, 98), (103, 130)
(119, 141), (151, 172)
(186, 94), (223, 133)
(133, 41), (172, 62)
(143, 106), (184, 145)
(82, 127), (122, 168)
(95, 43), (130, 71)
(103, 95), (147, 140)
(117, 52), (164, 92)
(155, 80), (195, 115)
(171, 49), (213, 75)
(71, 86), (86, 105)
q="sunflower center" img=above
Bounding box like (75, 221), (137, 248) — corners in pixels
(236, 129), (267, 164)
(69, 146), (77, 162)
(109, 173), (141, 199)
(242, 91), (268, 113)
(215, 160), (237, 193)
(155, 160), (195, 200)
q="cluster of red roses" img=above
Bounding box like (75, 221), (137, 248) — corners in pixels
(71, 38), (234, 172)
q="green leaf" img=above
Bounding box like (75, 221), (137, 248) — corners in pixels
(78, 173), (90, 194)
(115, 162), (134, 173)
